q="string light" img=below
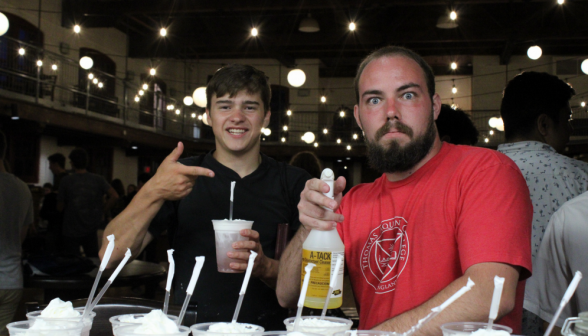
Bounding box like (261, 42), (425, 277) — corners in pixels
(484, 138), (489, 143)
(184, 96), (194, 106)
(18, 48), (25, 55)
(489, 130), (494, 135)
(92, 78), (98, 84)
(353, 133), (358, 140)
(321, 96), (327, 103)
(346, 145), (351, 150)
(36, 60), (43, 67)
(142, 83), (148, 90)
(452, 79), (457, 94)
(323, 128), (328, 134)
(191, 113), (196, 118)
(314, 142), (319, 147)
(98, 82), (103, 88)
(286, 110), (292, 116)
(450, 11), (457, 20)
(251, 28), (258, 36)
(344, 166), (347, 169)
(337, 139), (341, 144)
(73, 25), (81, 33)
(138, 90), (144, 96)
(581, 101), (586, 107)
(281, 137), (286, 142)
(283, 125), (288, 131)
(149, 68), (156, 76)
(134, 96), (140, 102)
(339, 110), (345, 117)
(160, 28), (167, 37)
(582, 60), (588, 75)
(198, 115), (203, 120)
(88, 73), (94, 79)
(51, 64), (57, 71)
(175, 109), (181, 115)
(527, 46), (542, 60)
(451, 62), (457, 70)
(349, 22), (356, 31)
(557, 0), (564, 4)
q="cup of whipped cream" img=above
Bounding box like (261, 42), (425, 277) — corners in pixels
(26, 298), (96, 336)
(110, 313), (179, 336)
(440, 322), (512, 336)
(212, 220), (254, 273)
(284, 317), (353, 336)
(116, 310), (189, 336)
(7, 320), (84, 336)
(334, 331), (400, 336)
(190, 321), (264, 336)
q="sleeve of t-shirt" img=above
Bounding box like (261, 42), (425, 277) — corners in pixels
(455, 159), (533, 279)
(287, 167), (312, 234)
(148, 200), (177, 238)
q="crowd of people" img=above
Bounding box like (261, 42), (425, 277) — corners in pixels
(1, 45), (586, 336)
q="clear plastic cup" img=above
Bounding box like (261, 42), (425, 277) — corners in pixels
(116, 324), (191, 336)
(252, 332), (323, 336)
(7, 320), (84, 336)
(27, 307), (96, 336)
(440, 322), (513, 336)
(109, 314), (179, 336)
(212, 220), (254, 273)
(284, 316), (353, 336)
(190, 321), (264, 336)
(333, 331), (399, 336)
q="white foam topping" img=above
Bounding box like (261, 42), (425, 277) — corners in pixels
(133, 310), (179, 334)
(40, 298), (80, 318)
(207, 322), (260, 333)
(118, 315), (144, 323)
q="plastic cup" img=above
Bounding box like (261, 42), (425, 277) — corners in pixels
(333, 331), (399, 336)
(116, 324), (190, 336)
(190, 321), (264, 336)
(7, 320), (84, 336)
(109, 314), (179, 336)
(27, 307), (96, 336)
(284, 316), (353, 336)
(252, 332), (323, 336)
(212, 220), (254, 273)
(440, 322), (512, 336)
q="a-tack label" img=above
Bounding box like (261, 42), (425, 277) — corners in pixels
(302, 249), (344, 299)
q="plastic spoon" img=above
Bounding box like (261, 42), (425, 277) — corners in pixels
(544, 271), (582, 336)
(83, 234), (115, 316)
(403, 278), (476, 336)
(320, 254), (343, 319)
(293, 263), (316, 331)
(229, 181), (236, 221)
(86, 248), (132, 315)
(487, 276), (505, 330)
(231, 251), (258, 323)
(177, 256), (205, 326)
(163, 249), (175, 314)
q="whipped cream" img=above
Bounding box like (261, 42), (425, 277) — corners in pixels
(207, 322), (260, 333)
(119, 315), (145, 323)
(134, 310), (179, 334)
(41, 298), (80, 318)
(470, 329), (510, 336)
(285, 318), (350, 336)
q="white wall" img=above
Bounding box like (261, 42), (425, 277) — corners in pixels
(112, 148), (138, 189)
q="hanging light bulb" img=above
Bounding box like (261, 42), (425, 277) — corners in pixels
(314, 142), (319, 147)
(339, 110), (345, 117)
(321, 96), (327, 103)
(287, 69), (306, 87)
(581, 59), (588, 75)
(346, 145), (351, 150)
(0, 12), (10, 36)
(51, 64), (58, 71)
(557, 0), (565, 4)
(353, 133), (358, 140)
(527, 46), (542, 60)
(142, 83), (148, 90)
(88, 73), (94, 80)
(337, 139), (341, 144)
(286, 110), (292, 116)
(451, 62), (457, 70)
(281, 137), (286, 142)
(138, 90), (144, 96)
(18, 48), (25, 56)
(149, 68), (156, 76)
(134, 96), (140, 102)
(175, 109), (181, 115)
(581, 101), (586, 107)
(36, 60), (43, 67)
(301, 132), (315, 144)
(283, 125), (288, 131)
(348, 22), (356, 31)
(92, 78), (98, 84)
(183, 96), (194, 106)
(484, 138), (489, 143)
(449, 11), (457, 20)
(191, 113), (196, 118)
(73, 25), (81, 34)
(251, 27), (258, 36)
(452, 86), (457, 94)
(160, 28), (167, 37)
(98, 82), (103, 88)
(198, 114), (203, 120)
(323, 128), (328, 134)
(193, 87), (207, 107)
(79, 56), (93, 69)
(489, 130), (494, 135)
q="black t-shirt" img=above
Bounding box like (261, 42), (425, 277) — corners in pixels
(150, 152), (311, 329)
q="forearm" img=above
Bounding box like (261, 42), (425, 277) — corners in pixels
(99, 188), (164, 268)
(373, 263), (520, 336)
(276, 225), (311, 307)
(259, 258), (279, 289)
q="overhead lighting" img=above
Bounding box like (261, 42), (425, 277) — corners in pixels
(489, 130), (494, 135)
(346, 145), (351, 150)
(80, 56), (93, 69)
(287, 69), (306, 87)
(301, 131), (315, 144)
(557, 0), (564, 4)
(436, 14), (458, 29)
(193, 87), (207, 108)
(337, 139), (341, 144)
(320, 96), (327, 103)
(18, 48), (25, 56)
(0, 12), (9, 36)
(88, 73), (94, 79)
(348, 22), (356, 31)
(344, 166), (347, 169)
(527, 46), (542, 60)
(281, 137), (286, 142)
(452, 86), (457, 94)
(142, 83), (148, 90)
(451, 62), (457, 70)
(160, 28), (167, 37)
(138, 90), (144, 96)
(98, 82), (103, 88)
(314, 142), (319, 147)
(352, 133), (358, 140)
(175, 109), (180, 115)
(51, 64), (57, 71)
(191, 113), (196, 118)
(36, 60), (43, 67)
(581, 59), (588, 75)
(198, 114), (203, 120)
(184, 96), (194, 106)
(323, 128), (328, 134)
(339, 110), (345, 117)
(262, 128), (271, 136)
(581, 101), (586, 107)
(73, 25), (81, 34)
(132, 146), (138, 150)
(299, 14), (320, 33)
(149, 68), (156, 76)
(134, 96), (140, 102)
(283, 125), (288, 131)
(92, 78), (98, 84)
(484, 138), (489, 143)
(450, 11), (457, 20)
(251, 27), (258, 37)
(286, 110), (292, 116)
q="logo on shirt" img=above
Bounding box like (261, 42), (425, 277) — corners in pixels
(360, 216), (409, 294)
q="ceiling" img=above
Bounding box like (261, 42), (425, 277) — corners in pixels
(63, 0), (588, 77)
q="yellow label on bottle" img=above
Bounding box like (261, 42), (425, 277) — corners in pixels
(301, 249), (344, 306)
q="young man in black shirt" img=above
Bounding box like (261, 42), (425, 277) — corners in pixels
(100, 64), (310, 329)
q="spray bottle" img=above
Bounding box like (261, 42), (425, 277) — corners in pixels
(301, 168), (345, 309)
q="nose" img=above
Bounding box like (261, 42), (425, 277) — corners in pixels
(385, 100), (400, 121)
(229, 107), (246, 122)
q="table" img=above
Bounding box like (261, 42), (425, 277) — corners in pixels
(24, 259), (166, 302)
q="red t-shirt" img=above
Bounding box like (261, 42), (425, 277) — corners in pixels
(337, 143), (532, 333)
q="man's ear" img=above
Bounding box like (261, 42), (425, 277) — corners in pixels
(432, 94), (442, 120)
(354, 105), (363, 131)
(206, 109), (212, 127)
(537, 114), (552, 137)
(263, 110), (271, 128)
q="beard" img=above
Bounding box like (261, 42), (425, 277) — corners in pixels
(365, 115), (437, 174)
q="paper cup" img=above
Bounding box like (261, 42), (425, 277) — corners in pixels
(27, 307), (96, 336)
(109, 314), (179, 336)
(116, 324), (190, 336)
(190, 321), (264, 336)
(212, 220), (254, 273)
(7, 320), (84, 336)
(284, 316), (353, 336)
(440, 322), (512, 336)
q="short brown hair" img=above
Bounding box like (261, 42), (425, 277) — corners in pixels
(206, 64), (271, 114)
(354, 46), (435, 103)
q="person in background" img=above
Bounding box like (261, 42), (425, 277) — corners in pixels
(40, 182), (62, 253)
(277, 46), (532, 334)
(289, 151), (323, 178)
(0, 130), (33, 335)
(109, 179), (126, 219)
(127, 184), (137, 196)
(48, 153), (68, 189)
(435, 104), (479, 145)
(58, 148), (119, 257)
(496, 71), (587, 336)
